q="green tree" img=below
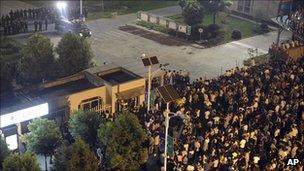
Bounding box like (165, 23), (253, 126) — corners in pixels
(180, 0), (204, 26)
(26, 118), (62, 171)
(0, 37), (23, 93)
(52, 142), (71, 171)
(200, 0), (233, 24)
(98, 112), (148, 170)
(69, 110), (104, 147)
(68, 138), (99, 171)
(56, 32), (94, 76)
(18, 34), (57, 85)
(2, 153), (40, 171)
(0, 136), (10, 169)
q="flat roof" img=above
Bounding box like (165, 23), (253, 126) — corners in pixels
(29, 79), (97, 99)
(100, 70), (141, 85)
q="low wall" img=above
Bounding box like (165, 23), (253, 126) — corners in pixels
(137, 11), (191, 35)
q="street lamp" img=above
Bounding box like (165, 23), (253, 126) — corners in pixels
(155, 85), (180, 171)
(141, 55), (159, 112)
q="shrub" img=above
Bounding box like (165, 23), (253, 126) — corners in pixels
(260, 22), (269, 32)
(231, 29), (242, 40)
(206, 24), (221, 38)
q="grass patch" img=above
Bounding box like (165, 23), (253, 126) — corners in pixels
(243, 53), (270, 66)
(168, 13), (261, 44)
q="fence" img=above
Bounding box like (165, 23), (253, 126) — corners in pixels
(137, 11), (191, 36)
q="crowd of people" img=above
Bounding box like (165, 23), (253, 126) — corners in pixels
(136, 55), (303, 170)
(0, 5), (88, 36)
(288, 6), (304, 38)
(0, 7), (56, 35)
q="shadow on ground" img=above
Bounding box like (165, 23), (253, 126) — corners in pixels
(119, 25), (189, 46)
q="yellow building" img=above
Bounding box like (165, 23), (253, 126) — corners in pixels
(0, 65), (146, 150)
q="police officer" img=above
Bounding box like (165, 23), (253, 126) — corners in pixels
(38, 20), (42, 31)
(45, 18), (48, 30)
(34, 20), (38, 32)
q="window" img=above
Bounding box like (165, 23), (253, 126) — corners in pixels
(79, 96), (103, 111)
(244, 0), (251, 13)
(237, 0), (244, 11)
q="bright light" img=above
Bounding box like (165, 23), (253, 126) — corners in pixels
(6, 134), (18, 150)
(0, 103), (49, 128)
(56, 1), (67, 10)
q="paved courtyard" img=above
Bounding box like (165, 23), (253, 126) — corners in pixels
(6, 2), (292, 81)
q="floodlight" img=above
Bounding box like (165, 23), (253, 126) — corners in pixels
(56, 1), (67, 10)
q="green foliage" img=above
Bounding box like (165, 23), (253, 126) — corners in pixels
(18, 34), (57, 85)
(2, 153), (40, 171)
(56, 32), (94, 76)
(0, 37), (23, 92)
(67, 138), (99, 171)
(26, 118), (62, 157)
(0, 136), (10, 169)
(69, 110), (104, 147)
(52, 142), (71, 171)
(231, 29), (242, 39)
(200, 0), (233, 24)
(180, 0), (204, 26)
(98, 112), (148, 170)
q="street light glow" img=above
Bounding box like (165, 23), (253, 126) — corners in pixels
(56, 1), (67, 10)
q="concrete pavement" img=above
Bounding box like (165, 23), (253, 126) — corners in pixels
(4, 1), (292, 81)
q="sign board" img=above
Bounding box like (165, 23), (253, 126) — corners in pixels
(168, 21), (177, 30)
(178, 25), (187, 34)
(0, 103), (49, 128)
(160, 134), (174, 157)
(199, 28), (204, 33)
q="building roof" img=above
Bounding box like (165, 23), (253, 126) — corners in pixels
(1, 66), (143, 116)
(99, 69), (141, 85)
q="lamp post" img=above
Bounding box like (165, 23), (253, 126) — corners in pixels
(80, 0), (83, 19)
(141, 55), (159, 112)
(164, 102), (170, 171)
(155, 85), (180, 171)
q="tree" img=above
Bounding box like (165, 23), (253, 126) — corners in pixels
(0, 136), (10, 169)
(26, 118), (62, 171)
(200, 0), (233, 24)
(68, 138), (99, 171)
(0, 37), (23, 93)
(52, 142), (71, 171)
(98, 112), (148, 170)
(57, 32), (94, 76)
(18, 34), (57, 85)
(2, 153), (40, 171)
(69, 110), (104, 147)
(180, 0), (204, 26)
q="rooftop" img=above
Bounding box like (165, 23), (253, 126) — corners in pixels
(99, 69), (141, 85)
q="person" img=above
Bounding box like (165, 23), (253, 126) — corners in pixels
(34, 20), (38, 32)
(38, 20), (42, 31)
(44, 18), (48, 30)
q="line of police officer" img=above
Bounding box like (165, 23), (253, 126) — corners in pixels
(0, 7), (56, 35)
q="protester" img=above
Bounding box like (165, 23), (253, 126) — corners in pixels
(135, 55), (304, 170)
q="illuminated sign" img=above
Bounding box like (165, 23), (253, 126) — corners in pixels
(6, 134), (18, 150)
(0, 103), (49, 128)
